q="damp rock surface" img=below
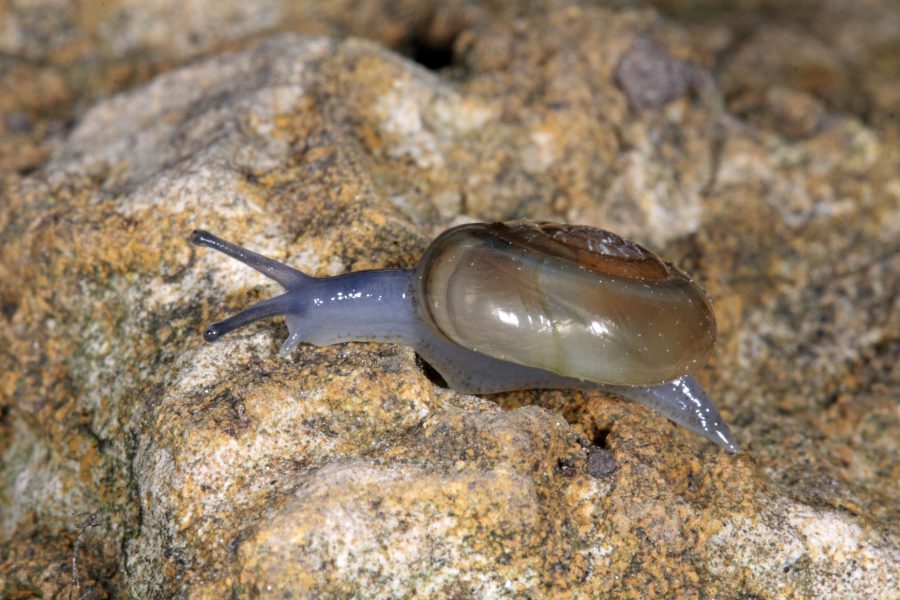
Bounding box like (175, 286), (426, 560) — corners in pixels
(1, 1), (898, 598)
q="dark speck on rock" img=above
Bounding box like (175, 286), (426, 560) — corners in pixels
(4, 112), (32, 133)
(586, 447), (617, 478)
(615, 37), (699, 110)
(556, 457), (577, 477)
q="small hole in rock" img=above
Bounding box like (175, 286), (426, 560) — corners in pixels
(0, 292), (19, 319)
(16, 164), (38, 177)
(404, 33), (457, 70)
(593, 427), (611, 449)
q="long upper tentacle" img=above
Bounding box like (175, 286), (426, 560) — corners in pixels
(190, 230), (309, 290)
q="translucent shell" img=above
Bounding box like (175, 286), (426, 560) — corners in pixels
(415, 221), (717, 386)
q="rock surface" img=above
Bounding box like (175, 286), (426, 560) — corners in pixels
(1, 1), (898, 598)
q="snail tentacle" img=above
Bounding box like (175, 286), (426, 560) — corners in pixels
(190, 230), (309, 290)
(203, 293), (294, 342)
(191, 230), (419, 349)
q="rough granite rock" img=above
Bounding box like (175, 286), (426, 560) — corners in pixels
(1, 1), (898, 598)
(648, 0), (900, 126)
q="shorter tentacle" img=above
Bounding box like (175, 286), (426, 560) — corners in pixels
(278, 316), (305, 357)
(203, 294), (294, 342)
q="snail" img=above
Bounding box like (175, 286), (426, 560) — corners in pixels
(190, 221), (739, 452)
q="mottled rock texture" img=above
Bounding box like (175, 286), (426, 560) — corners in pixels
(1, 0), (898, 598)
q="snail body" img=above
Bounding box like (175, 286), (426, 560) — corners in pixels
(190, 221), (738, 452)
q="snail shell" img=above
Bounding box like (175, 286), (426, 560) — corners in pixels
(416, 221), (717, 386)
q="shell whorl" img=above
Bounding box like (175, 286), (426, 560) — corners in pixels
(491, 221), (670, 280)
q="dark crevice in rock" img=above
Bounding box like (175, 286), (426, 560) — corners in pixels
(592, 427), (611, 449)
(401, 32), (458, 71)
(16, 164), (38, 177)
(0, 291), (19, 319)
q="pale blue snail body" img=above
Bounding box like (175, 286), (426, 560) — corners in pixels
(190, 221), (739, 452)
